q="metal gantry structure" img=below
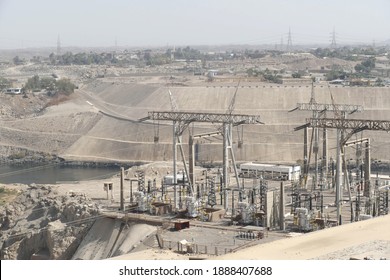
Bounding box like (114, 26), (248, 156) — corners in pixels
(148, 110), (263, 210)
(306, 118), (390, 131)
(305, 117), (390, 224)
(292, 84), (363, 190)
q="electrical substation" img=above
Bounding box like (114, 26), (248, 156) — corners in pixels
(94, 84), (389, 258)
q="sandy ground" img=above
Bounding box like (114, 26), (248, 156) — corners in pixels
(109, 214), (390, 260)
(214, 214), (390, 260)
(109, 248), (189, 260)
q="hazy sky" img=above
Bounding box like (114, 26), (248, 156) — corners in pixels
(0, 0), (389, 49)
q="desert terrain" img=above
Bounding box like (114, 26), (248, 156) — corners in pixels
(1, 52), (389, 260)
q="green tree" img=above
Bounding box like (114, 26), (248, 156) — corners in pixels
(55, 78), (75, 95)
(13, 56), (23, 65)
(61, 52), (74, 65)
(262, 69), (282, 84)
(24, 75), (75, 95)
(326, 70), (347, 81)
(49, 53), (56, 64)
(361, 57), (375, 69)
(354, 57), (376, 75)
(40, 77), (56, 91)
(24, 75), (41, 91)
(292, 72), (302, 78)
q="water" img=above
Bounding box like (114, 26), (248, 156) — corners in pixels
(0, 164), (120, 184)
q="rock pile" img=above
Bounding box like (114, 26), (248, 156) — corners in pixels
(0, 184), (99, 259)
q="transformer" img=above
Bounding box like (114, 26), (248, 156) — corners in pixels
(184, 196), (200, 218)
(237, 201), (255, 224)
(294, 207), (313, 231)
(134, 191), (148, 212)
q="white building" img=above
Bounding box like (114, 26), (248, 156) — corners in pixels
(4, 88), (22, 94)
(239, 162), (301, 181)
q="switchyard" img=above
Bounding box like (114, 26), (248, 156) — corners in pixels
(95, 156), (389, 259)
(90, 83), (390, 259)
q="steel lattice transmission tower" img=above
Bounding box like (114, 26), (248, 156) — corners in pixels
(57, 35), (61, 56)
(330, 27), (337, 49)
(287, 27), (293, 52)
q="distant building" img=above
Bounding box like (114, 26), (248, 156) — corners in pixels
(207, 70), (219, 77)
(329, 79), (345, 85)
(163, 173), (187, 185)
(4, 88), (23, 95)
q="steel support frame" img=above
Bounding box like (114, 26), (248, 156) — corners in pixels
(149, 110), (263, 211)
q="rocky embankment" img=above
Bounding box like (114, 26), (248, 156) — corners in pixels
(0, 185), (100, 260)
(0, 146), (64, 165)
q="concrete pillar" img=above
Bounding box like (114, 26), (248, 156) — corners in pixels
(189, 135), (195, 187)
(222, 123), (229, 209)
(364, 140), (371, 198)
(173, 121), (177, 210)
(280, 182), (285, 231)
(232, 190), (235, 216)
(304, 127), (309, 175)
(323, 128), (328, 187)
(336, 129), (342, 225)
(120, 167), (125, 211)
(130, 181), (133, 203)
(314, 126), (319, 190)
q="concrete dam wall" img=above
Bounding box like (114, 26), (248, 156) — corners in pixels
(63, 82), (390, 164)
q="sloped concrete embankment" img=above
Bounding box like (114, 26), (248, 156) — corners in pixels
(64, 84), (390, 164)
(71, 217), (157, 260)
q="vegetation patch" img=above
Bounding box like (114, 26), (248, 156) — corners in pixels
(8, 151), (27, 160)
(24, 75), (76, 96)
(0, 187), (19, 206)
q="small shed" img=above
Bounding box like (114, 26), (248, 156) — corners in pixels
(174, 219), (190, 231)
